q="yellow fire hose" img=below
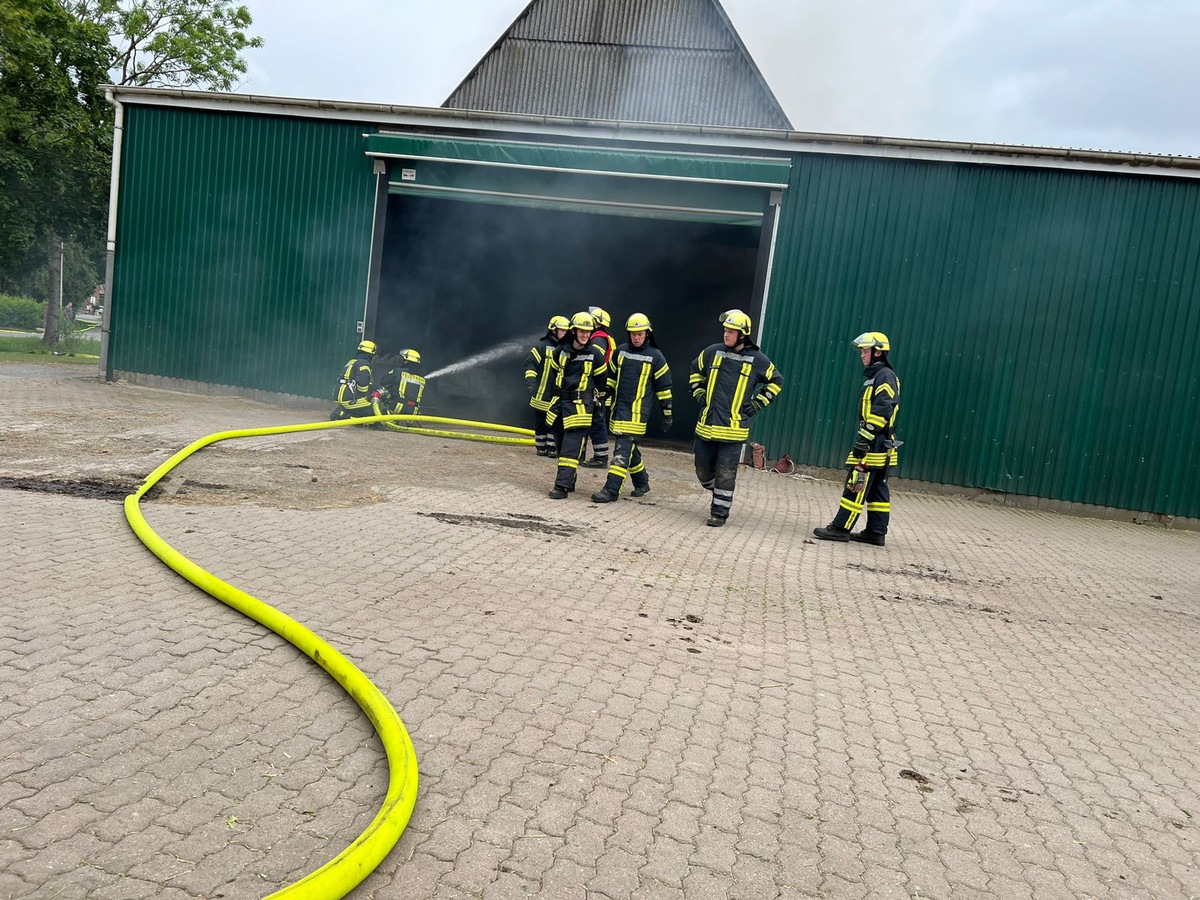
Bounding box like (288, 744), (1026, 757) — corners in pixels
(123, 412), (533, 898)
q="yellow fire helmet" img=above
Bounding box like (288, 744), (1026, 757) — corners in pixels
(400, 348), (421, 365)
(548, 315), (570, 331)
(587, 306), (611, 329)
(852, 331), (890, 352)
(720, 310), (752, 335)
(358, 339), (377, 354)
(570, 311), (596, 331)
(625, 312), (652, 333)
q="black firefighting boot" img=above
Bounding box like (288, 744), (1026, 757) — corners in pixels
(548, 486), (569, 500)
(591, 488), (619, 503)
(813, 525), (851, 542)
(706, 515), (726, 527)
(581, 456), (608, 468)
(849, 530), (886, 546)
(631, 484), (650, 497)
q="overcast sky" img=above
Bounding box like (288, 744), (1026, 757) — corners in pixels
(240, 0), (1200, 157)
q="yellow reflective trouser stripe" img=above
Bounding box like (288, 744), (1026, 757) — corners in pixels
(609, 465), (630, 479)
(629, 459), (646, 475)
(558, 457), (580, 470)
(866, 502), (890, 512)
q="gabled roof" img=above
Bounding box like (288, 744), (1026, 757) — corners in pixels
(442, 0), (792, 130)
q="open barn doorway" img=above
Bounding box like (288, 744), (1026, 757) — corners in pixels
(372, 195), (763, 438)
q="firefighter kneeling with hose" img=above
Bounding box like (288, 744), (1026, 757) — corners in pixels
(331, 339), (378, 421)
(371, 349), (426, 430)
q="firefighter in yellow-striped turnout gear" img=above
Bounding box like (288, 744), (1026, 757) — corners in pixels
(331, 339), (377, 421)
(813, 331), (901, 546)
(591, 313), (673, 503)
(525, 315), (569, 456)
(688, 310), (783, 526)
(547, 312), (608, 498)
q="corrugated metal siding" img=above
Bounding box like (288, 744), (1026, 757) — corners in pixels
(444, 0), (790, 129)
(511, 0), (732, 48)
(450, 42), (786, 128)
(110, 105), (376, 397)
(755, 154), (1200, 518)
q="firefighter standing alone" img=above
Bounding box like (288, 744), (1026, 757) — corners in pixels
(592, 313), (673, 503)
(689, 310), (783, 526)
(331, 339), (377, 421)
(547, 311), (608, 499)
(813, 331), (901, 546)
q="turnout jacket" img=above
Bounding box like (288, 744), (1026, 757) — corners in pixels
(548, 340), (608, 430)
(524, 333), (559, 412)
(689, 339), (783, 442)
(336, 352), (374, 408)
(607, 342), (672, 436)
(380, 366), (425, 413)
(845, 361), (900, 468)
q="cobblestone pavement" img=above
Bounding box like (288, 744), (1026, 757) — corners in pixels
(1, 363), (1198, 900)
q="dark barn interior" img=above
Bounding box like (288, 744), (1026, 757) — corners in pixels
(374, 195), (763, 439)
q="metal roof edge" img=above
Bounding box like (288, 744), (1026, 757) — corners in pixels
(105, 86), (1200, 179)
(707, 0), (793, 130)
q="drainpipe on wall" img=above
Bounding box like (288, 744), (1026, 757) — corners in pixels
(99, 88), (124, 381)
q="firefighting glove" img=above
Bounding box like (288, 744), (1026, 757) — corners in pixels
(660, 411), (673, 433)
(851, 436), (870, 458)
(846, 465), (868, 492)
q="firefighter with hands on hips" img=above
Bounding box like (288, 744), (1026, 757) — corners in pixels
(525, 315), (569, 457)
(689, 309), (783, 526)
(581, 305), (617, 468)
(371, 348), (425, 428)
(813, 331), (901, 546)
(331, 339), (377, 421)
(546, 311), (608, 499)
(591, 313), (673, 503)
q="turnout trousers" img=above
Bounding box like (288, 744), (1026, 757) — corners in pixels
(554, 428), (589, 490)
(830, 465), (891, 534)
(533, 408), (555, 455)
(602, 434), (649, 496)
(693, 438), (743, 521)
(587, 405), (610, 462)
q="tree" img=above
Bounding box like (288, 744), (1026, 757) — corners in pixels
(0, 0), (262, 343)
(0, 0), (111, 279)
(65, 0), (264, 92)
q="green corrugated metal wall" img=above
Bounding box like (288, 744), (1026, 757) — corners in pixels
(754, 153), (1200, 518)
(110, 106), (376, 396)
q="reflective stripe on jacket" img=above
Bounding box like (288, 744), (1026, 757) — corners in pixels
(607, 344), (672, 436)
(689, 341), (783, 442)
(524, 334), (558, 411)
(336, 353), (373, 408)
(549, 341), (608, 430)
(845, 362), (900, 468)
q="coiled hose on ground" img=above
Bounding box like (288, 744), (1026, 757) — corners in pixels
(123, 413), (534, 898)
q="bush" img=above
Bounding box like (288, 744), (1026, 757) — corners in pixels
(0, 294), (44, 331)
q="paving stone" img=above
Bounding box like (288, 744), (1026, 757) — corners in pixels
(1, 363), (1198, 899)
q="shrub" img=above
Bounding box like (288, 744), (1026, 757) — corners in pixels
(0, 294), (44, 331)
